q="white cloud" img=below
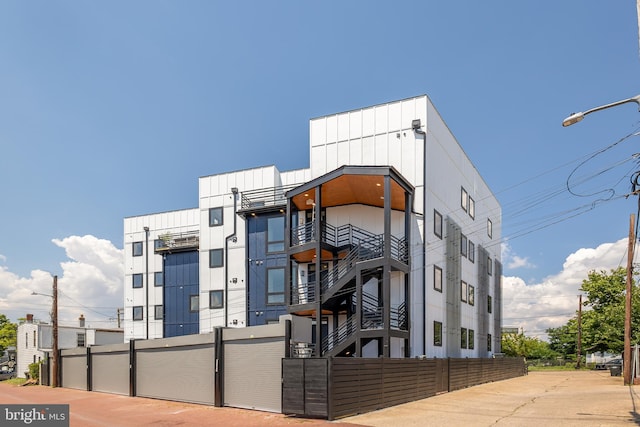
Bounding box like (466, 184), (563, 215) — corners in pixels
(0, 235), (123, 328)
(502, 242), (535, 270)
(503, 238), (627, 340)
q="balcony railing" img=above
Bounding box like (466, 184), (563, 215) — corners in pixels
(154, 231), (199, 253)
(240, 184), (297, 211)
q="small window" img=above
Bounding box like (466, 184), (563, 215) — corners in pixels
(488, 257), (493, 276)
(133, 241), (143, 257)
(209, 207), (223, 227)
(487, 219), (493, 239)
(267, 268), (285, 304)
(154, 239), (164, 250)
(267, 216), (285, 253)
(77, 333), (85, 348)
(487, 333), (492, 352)
(460, 280), (468, 303)
(209, 249), (224, 268)
(468, 240), (475, 263)
(132, 274), (143, 288)
(469, 197), (475, 219)
(461, 327), (468, 349)
(461, 187), (468, 212)
(33, 331), (36, 347)
(434, 321), (443, 347)
(189, 295), (199, 313)
(488, 295), (492, 314)
(154, 305), (163, 320)
(460, 234), (468, 257)
(133, 306), (143, 321)
(434, 210), (443, 239)
(209, 290), (224, 309)
(154, 272), (163, 287)
(468, 329), (475, 350)
(468, 285), (475, 306)
(434, 265), (443, 292)
(25, 332), (28, 349)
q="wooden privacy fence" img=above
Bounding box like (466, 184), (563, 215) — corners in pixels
(282, 357), (526, 420)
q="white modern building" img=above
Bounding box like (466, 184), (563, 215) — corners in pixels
(124, 95), (502, 358)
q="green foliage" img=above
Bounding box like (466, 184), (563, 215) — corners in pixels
(28, 361), (41, 380)
(501, 332), (557, 359)
(0, 314), (17, 353)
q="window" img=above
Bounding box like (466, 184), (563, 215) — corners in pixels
(461, 187), (468, 212)
(468, 329), (475, 349)
(488, 334), (492, 352)
(488, 257), (493, 276)
(460, 280), (468, 302)
(469, 197), (475, 219)
(209, 249), (223, 268)
(133, 306), (143, 321)
(77, 333), (85, 348)
(154, 305), (163, 320)
(434, 321), (443, 347)
(434, 265), (443, 292)
(460, 234), (467, 257)
(33, 331), (36, 347)
(154, 272), (163, 287)
(133, 241), (143, 257)
(25, 332), (28, 349)
(209, 207), (223, 227)
(267, 268), (285, 304)
(468, 240), (475, 263)
(154, 239), (164, 250)
(267, 216), (285, 252)
(461, 327), (468, 349)
(488, 295), (492, 313)
(434, 210), (442, 239)
(132, 274), (143, 288)
(189, 295), (199, 313)
(209, 290), (224, 309)
(487, 219), (493, 238)
(468, 285), (475, 306)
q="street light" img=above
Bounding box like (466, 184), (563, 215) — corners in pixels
(562, 94), (640, 127)
(31, 275), (58, 387)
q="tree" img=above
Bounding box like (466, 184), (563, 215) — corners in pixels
(501, 332), (557, 359)
(0, 314), (17, 353)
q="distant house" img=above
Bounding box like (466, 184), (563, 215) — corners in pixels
(16, 314), (123, 378)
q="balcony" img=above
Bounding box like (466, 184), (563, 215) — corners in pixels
(238, 184), (298, 214)
(154, 231), (199, 253)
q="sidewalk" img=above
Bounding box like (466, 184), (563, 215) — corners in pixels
(342, 370), (639, 426)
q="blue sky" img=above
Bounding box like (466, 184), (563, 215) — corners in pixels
(1, 1), (639, 337)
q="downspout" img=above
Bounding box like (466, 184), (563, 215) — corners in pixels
(224, 187), (239, 328)
(413, 120), (427, 356)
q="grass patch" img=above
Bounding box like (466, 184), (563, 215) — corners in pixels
(4, 378), (27, 386)
(528, 364), (589, 371)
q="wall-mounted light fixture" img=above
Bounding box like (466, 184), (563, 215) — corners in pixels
(412, 119), (421, 130)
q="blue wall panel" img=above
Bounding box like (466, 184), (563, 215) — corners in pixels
(163, 251), (199, 337)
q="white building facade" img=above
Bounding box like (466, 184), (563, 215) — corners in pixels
(123, 95), (501, 358)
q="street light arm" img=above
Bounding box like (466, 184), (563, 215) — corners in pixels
(562, 94), (640, 127)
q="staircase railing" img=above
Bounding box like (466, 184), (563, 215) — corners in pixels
(321, 315), (357, 355)
(290, 280), (317, 305)
(390, 301), (408, 330)
(321, 237), (383, 294)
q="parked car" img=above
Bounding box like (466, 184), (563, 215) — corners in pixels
(0, 369), (15, 381)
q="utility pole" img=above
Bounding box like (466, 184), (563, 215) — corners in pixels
(52, 275), (58, 388)
(624, 214), (635, 385)
(576, 294), (582, 369)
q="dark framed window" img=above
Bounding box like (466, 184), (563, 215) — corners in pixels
(469, 197), (475, 219)
(468, 285), (475, 306)
(434, 210), (443, 239)
(133, 241), (143, 257)
(488, 295), (492, 313)
(434, 265), (443, 292)
(488, 257), (493, 276)
(154, 272), (163, 287)
(461, 187), (468, 212)
(209, 290), (224, 309)
(77, 333), (85, 348)
(154, 239), (164, 250)
(267, 267), (285, 304)
(190, 295), (199, 313)
(468, 240), (475, 263)
(132, 274), (143, 288)
(267, 216), (285, 253)
(460, 280), (468, 302)
(209, 249), (223, 268)
(209, 207), (223, 227)
(133, 306), (143, 321)
(461, 327), (468, 349)
(488, 333), (492, 352)
(434, 321), (443, 347)
(461, 234), (468, 257)
(468, 329), (475, 350)
(487, 219), (493, 239)
(154, 305), (163, 320)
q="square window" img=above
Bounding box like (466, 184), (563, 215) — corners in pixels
(460, 234), (467, 257)
(154, 305), (163, 320)
(190, 295), (199, 313)
(133, 241), (143, 257)
(468, 285), (475, 306)
(488, 295), (492, 314)
(487, 219), (493, 239)
(468, 329), (475, 349)
(488, 257), (493, 276)
(267, 216), (285, 253)
(154, 272), (163, 287)
(468, 240), (475, 263)
(209, 290), (224, 309)
(267, 268), (285, 304)
(133, 306), (143, 321)
(469, 197), (475, 219)
(460, 281), (468, 303)
(210, 249), (223, 268)
(461, 327), (468, 349)
(132, 274), (143, 288)
(434, 210), (443, 239)
(434, 321), (443, 347)
(488, 333), (492, 352)
(461, 187), (468, 212)
(434, 265), (443, 292)
(209, 207), (223, 227)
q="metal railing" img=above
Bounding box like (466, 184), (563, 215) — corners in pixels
(239, 184), (297, 210)
(321, 315), (356, 355)
(154, 231), (199, 253)
(290, 280), (317, 305)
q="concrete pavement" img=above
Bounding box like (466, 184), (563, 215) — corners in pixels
(342, 370), (639, 426)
